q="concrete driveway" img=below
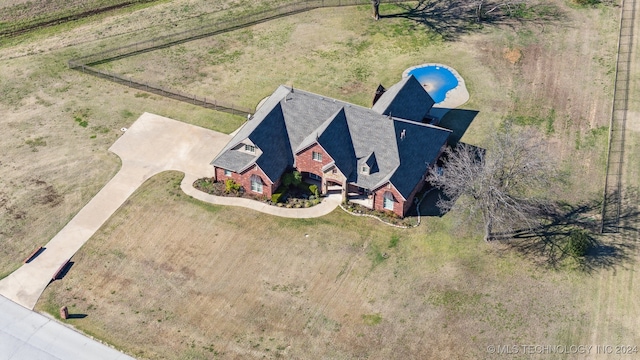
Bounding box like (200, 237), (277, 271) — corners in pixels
(0, 112), (231, 310)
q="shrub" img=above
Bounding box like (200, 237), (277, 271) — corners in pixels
(298, 182), (315, 195)
(271, 192), (284, 203)
(566, 229), (592, 257)
(293, 171), (302, 185)
(282, 172), (294, 187)
(309, 184), (319, 197)
(224, 179), (241, 194)
(283, 171), (302, 188)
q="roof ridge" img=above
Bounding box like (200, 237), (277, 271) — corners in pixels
(392, 117), (453, 132)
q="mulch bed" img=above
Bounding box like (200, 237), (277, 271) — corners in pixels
(193, 178), (321, 208)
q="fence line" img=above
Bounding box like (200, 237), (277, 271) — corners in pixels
(68, 0), (406, 116)
(69, 61), (253, 117)
(600, 0), (636, 233)
(0, 0), (158, 38)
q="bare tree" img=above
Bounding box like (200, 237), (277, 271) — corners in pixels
(371, 0), (381, 20)
(427, 125), (556, 241)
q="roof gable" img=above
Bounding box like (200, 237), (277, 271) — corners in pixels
(251, 103), (293, 181)
(316, 108), (357, 179)
(371, 75), (435, 122)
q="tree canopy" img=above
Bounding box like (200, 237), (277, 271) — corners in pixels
(427, 125), (557, 241)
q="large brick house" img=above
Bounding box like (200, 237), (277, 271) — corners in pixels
(211, 75), (452, 217)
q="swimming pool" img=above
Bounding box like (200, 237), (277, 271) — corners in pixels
(404, 64), (459, 103)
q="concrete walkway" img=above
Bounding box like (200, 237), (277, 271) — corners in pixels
(181, 173), (342, 218)
(0, 112), (341, 310)
(0, 295), (134, 360)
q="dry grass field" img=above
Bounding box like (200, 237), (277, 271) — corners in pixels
(0, 0), (638, 358)
(35, 171), (629, 359)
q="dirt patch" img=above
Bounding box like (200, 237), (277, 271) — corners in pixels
(503, 47), (522, 65)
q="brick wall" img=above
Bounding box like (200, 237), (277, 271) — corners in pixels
(295, 143), (333, 178)
(214, 165), (275, 198)
(373, 183), (405, 217)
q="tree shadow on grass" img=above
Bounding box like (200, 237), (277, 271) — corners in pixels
(381, 0), (564, 41)
(494, 197), (638, 272)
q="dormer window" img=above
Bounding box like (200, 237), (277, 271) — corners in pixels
(244, 144), (255, 153)
(361, 166), (369, 175)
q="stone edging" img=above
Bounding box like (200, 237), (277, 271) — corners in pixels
(338, 189), (436, 229)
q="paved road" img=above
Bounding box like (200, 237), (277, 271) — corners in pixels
(0, 295), (134, 360)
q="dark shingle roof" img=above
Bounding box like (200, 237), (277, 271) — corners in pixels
(212, 80), (450, 198)
(251, 103), (293, 181)
(388, 119), (451, 197)
(211, 90), (292, 182)
(371, 75), (435, 122)
(212, 150), (256, 172)
(315, 108), (357, 180)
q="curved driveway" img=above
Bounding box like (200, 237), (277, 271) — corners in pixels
(0, 112), (340, 310)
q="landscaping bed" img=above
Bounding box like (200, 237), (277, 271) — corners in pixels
(341, 201), (418, 228)
(193, 177), (322, 208)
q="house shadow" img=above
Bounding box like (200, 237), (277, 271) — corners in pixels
(408, 142), (484, 219)
(417, 188), (450, 217)
(436, 109), (478, 146)
(494, 197), (639, 272)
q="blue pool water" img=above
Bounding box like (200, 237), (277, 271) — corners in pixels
(406, 65), (459, 103)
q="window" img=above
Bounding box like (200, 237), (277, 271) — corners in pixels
(309, 173), (321, 181)
(383, 191), (394, 210)
(224, 169), (232, 176)
(250, 174), (263, 193)
(332, 168), (338, 174)
(312, 151), (323, 162)
(361, 166), (369, 174)
(245, 144), (255, 153)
